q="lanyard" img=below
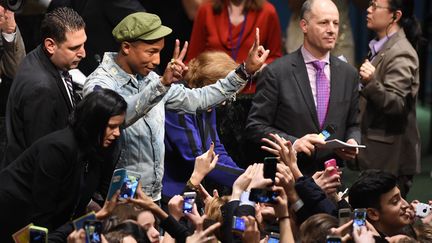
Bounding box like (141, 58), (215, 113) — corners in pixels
(228, 10), (247, 61)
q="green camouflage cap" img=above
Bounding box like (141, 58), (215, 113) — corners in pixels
(112, 12), (172, 42)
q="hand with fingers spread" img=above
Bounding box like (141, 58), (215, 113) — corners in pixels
(329, 219), (353, 242)
(232, 164), (257, 200)
(359, 59), (375, 84)
(261, 133), (301, 179)
(185, 214), (221, 243)
(244, 28), (270, 75)
(275, 163), (299, 203)
(241, 216), (261, 243)
(312, 167), (341, 196)
(162, 39), (189, 85)
(189, 142), (219, 186)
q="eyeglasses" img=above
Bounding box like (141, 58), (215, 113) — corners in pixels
(369, 0), (390, 10)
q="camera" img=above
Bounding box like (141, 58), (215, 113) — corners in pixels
(0, 0), (24, 12)
(416, 203), (432, 218)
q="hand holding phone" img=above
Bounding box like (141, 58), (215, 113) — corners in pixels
(183, 191), (196, 213)
(268, 232), (280, 243)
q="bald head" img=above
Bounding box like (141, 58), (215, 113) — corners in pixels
(300, 0), (339, 21)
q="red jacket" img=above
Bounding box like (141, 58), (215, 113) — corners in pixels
(186, 1), (282, 93)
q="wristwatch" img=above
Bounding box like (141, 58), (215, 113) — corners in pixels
(235, 62), (251, 81)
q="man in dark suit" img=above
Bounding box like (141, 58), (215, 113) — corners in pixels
(1, 7), (86, 167)
(245, 0), (360, 174)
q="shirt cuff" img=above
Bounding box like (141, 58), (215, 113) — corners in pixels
(290, 199), (304, 212)
(2, 31), (15, 43)
(239, 191), (256, 207)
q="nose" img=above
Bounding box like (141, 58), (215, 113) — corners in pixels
(113, 127), (121, 137)
(401, 198), (410, 210)
(152, 53), (161, 66)
(77, 45), (86, 58)
(148, 227), (160, 239)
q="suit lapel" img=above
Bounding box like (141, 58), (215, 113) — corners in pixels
(371, 30), (405, 67)
(326, 56), (344, 128)
(291, 50), (320, 130)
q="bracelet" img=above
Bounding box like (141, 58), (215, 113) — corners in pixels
(235, 62), (251, 81)
(278, 215), (290, 222)
(186, 179), (200, 191)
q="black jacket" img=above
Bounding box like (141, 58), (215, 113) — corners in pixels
(2, 45), (74, 167)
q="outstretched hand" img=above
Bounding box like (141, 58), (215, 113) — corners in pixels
(190, 143), (219, 186)
(244, 28), (270, 75)
(162, 39), (189, 85)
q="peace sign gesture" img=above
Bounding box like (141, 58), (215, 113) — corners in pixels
(244, 28), (270, 75)
(161, 39), (189, 85)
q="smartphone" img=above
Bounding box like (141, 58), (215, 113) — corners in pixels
(29, 226), (48, 243)
(326, 235), (342, 243)
(264, 157), (277, 183)
(415, 203), (432, 218)
(231, 216), (246, 232)
(119, 171), (141, 199)
(324, 159), (338, 177)
(249, 188), (279, 204)
(268, 232), (280, 243)
(183, 191), (196, 213)
(353, 208), (367, 227)
(338, 208), (352, 226)
(84, 220), (102, 243)
(72, 211), (96, 230)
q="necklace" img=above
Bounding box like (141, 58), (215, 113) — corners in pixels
(228, 8), (247, 61)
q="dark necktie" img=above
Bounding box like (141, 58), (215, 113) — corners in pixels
(311, 61), (329, 129)
(62, 71), (76, 107)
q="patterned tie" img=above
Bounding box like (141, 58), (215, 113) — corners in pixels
(311, 61), (330, 129)
(62, 71), (75, 107)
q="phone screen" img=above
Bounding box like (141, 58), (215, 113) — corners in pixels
(249, 188), (279, 203)
(326, 236), (342, 243)
(264, 157), (277, 182)
(353, 208), (367, 227)
(84, 220), (102, 243)
(232, 216), (246, 232)
(29, 230), (47, 243)
(268, 232), (280, 243)
(183, 192), (196, 213)
(119, 174), (140, 199)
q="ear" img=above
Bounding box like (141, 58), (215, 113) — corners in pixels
(44, 38), (57, 55)
(367, 208), (380, 222)
(393, 10), (402, 23)
(120, 41), (131, 55)
(299, 19), (308, 34)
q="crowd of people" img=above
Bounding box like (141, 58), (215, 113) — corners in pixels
(0, 0), (430, 242)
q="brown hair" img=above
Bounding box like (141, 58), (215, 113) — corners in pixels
(299, 213), (339, 243)
(204, 195), (230, 240)
(184, 51), (237, 88)
(212, 0), (265, 15)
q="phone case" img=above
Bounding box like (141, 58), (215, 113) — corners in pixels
(29, 226), (48, 243)
(12, 223), (33, 243)
(107, 168), (141, 200)
(72, 211), (96, 230)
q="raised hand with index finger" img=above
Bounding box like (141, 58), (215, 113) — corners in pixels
(244, 28), (270, 75)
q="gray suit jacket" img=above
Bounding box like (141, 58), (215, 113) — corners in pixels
(358, 29), (420, 176)
(246, 48), (360, 174)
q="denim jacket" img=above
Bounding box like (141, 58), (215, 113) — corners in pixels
(83, 52), (247, 200)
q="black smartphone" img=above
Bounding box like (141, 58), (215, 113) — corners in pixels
(353, 208), (367, 227)
(249, 188), (279, 204)
(231, 216), (246, 232)
(264, 157), (277, 183)
(84, 220), (102, 243)
(29, 226), (48, 243)
(326, 235), (342, 243)
(183, 191), (196, 213)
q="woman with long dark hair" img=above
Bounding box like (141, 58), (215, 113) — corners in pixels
(0, 89), (127, 241)
(358, 0), (422, 198)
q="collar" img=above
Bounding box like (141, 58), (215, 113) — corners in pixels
(369, 32), (397, 58)
(301, 45), (330, 65)
(101, 52), (146, 88)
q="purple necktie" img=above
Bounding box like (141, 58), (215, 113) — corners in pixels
(311, 61), (329, 129)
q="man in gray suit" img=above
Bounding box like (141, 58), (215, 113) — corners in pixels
(246, 0), (360, 174)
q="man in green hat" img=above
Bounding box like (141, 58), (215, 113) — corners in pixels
(83, 12), (269, 201)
